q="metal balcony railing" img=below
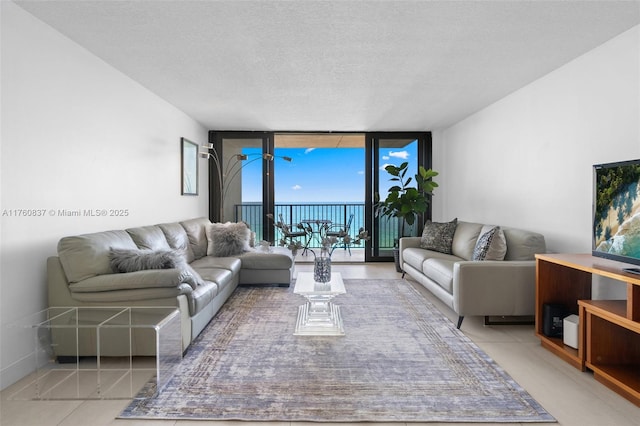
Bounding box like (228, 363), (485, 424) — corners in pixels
(233, 203), (398, 250)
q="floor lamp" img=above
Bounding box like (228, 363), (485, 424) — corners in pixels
(200, 144), (291, 221)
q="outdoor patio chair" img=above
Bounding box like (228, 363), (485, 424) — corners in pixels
(277, 213), (310, 250)
(325, 213), (354, 255)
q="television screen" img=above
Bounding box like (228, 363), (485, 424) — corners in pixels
(593, 159), (640, 266)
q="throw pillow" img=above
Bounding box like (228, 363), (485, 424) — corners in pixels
(420, 218), (458, 254)
(180, 263), (206, 288)
(206, 222), (252, 257)
(242, 221), (256, 248)
(109, 248), (203, 290)
(472, 225), (507, 261)
(109, 248), (183, 273)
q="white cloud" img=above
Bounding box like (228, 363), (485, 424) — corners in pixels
(389, 150), (409, 159)
(292, 184), (302, 190)
(382, 155), (389, 160)
(357, 170), (364, 175)
(304, 148), (315, 154)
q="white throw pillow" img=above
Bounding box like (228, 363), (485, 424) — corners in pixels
(472, 225), (507, 261)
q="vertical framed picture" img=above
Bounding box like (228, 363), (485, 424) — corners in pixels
(181, 138), (198, 195)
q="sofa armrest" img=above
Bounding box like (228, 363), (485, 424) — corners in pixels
(399, 237), (422, 267)
(452, 260), (536, 316)
(69, 269), (196, 293)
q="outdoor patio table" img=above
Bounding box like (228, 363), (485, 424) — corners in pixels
(301, 219), (332, 248)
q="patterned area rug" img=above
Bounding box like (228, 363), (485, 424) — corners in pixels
(120, 279), (555, 422)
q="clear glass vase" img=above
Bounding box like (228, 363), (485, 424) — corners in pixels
(313, 248), (332, 283)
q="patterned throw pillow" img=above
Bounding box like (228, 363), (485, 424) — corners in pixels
(472, 226), (507, 261)
(420, 218), (458, 254)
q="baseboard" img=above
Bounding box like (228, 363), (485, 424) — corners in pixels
(0, 353), (36, 392)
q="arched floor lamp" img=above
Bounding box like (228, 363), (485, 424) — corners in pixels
(200, 144), (291, 221)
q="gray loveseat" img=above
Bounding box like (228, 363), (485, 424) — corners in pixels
(399, 220), (546, 328)
(47, 217), (294, 355)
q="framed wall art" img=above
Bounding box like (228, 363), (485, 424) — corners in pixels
(181, 137), (198, 195)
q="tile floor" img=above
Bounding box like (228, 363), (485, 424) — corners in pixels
(1, 262), (639, 426)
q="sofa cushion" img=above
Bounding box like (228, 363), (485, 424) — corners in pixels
(180, 217), (211, 260)
(451, 221), (483, 260)
(58, 230), (138, 283)
(503, 227), (547, 261)
(238, 247), (293, 270)
(423, 258), (455, 293)
(472, 226), (507, 261)
(126, 225), (171, 251)
(402, 247), (461, 272)
(420, 218), (458, 254)
(190, 256), (242, 275)
(197, 268), (235, 292)
(206, 222), (251, 257)
(158, 222), (195, 262)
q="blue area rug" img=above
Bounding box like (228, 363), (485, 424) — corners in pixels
(120, 279), (555, 422)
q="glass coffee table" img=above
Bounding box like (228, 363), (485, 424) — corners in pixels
(293, 272), (346, 336)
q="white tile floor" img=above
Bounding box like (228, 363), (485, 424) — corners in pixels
(2, 262), (639, 426)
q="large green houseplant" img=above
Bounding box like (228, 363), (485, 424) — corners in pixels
(376, 162), (438, 270)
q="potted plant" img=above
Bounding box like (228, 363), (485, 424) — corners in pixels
(376, 162), (438, 271)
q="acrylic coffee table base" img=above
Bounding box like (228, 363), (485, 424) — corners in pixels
(294, 300), (345, 336)
(293, 272), (346, 336)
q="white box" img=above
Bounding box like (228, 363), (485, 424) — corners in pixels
(563, 314), (579, 349)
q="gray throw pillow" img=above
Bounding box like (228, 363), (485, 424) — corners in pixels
(180, 263), (206, 288)
(420, 218), (458, 254)
(206, 222), (252, 257)
(109, 248), (183, 273)
(109, 248), (203, 289)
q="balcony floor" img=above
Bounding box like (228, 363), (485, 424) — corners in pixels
(294, 247), (365, 263)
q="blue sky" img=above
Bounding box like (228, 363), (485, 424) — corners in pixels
(241, 141), (418, 203)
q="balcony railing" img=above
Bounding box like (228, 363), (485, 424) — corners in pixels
(233, 203), (399, 250)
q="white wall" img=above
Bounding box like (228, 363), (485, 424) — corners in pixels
(433, 25), (639, 302)
(0, 2), (209, 389)
(433, 25), (639, 253)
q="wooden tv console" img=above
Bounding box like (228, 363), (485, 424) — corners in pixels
(535, 253), (640, 407)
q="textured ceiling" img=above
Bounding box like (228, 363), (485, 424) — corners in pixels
(14, 0), (640, 131)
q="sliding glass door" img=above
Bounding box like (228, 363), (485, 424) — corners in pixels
(208, 130), (431, 260)
(365, 132), (432, 262)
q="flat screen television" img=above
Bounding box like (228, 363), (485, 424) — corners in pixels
(592, 159), (640, 267)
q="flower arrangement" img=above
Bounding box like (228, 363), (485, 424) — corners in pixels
(266, 214), (307, 256)
(322, 228), (370, 256)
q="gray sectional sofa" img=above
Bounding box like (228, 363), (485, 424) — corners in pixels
(399, 220), (546, 328)
(47, 217), (294, 355)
